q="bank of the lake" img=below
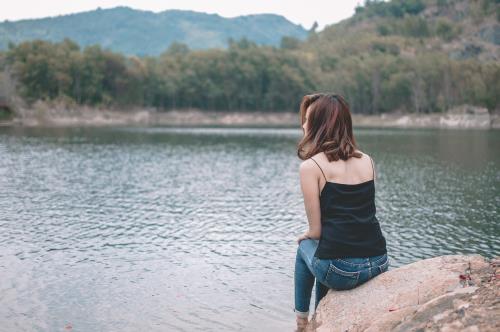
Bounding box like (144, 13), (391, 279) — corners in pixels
(1, 102), (499, 129)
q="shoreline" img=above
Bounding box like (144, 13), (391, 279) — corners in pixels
(1, 104), (498, 129)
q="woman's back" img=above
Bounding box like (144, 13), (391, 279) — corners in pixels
(310, 151), (375, 185)
(308, 151), (387, 259)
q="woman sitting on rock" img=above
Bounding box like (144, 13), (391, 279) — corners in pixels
(294, 93), (389, 331)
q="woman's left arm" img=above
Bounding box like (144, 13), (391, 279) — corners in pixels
(298, 160), (322, 243)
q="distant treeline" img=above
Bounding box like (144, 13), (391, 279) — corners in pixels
(0, 0), (498, 113)
(0, 39), (315, 112)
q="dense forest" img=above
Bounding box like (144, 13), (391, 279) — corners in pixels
(0, 0), (498, 114)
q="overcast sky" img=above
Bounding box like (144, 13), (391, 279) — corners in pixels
(0, 0), (363, 30)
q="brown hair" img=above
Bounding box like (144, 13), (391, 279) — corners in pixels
(297, 93), (362, 161)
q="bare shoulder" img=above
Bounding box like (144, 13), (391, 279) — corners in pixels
(356, 150), (376, 179)
(300, 158), (325, 182)
(299, 158), (316, 173)
(355, 149), (365, 156)
(356, 150), (373, 162)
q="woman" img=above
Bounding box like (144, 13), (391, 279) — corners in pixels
(293, 93), (389, 331)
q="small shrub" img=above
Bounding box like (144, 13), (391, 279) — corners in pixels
(435, 20), (460, 41)
(280, 36), (301, 50)
(377, 24), (391, 36)
(0, 105), (13, 120)
(372, 41), (400, 55)
(319, 55), (338, 71)
(402, 17), (430, 38)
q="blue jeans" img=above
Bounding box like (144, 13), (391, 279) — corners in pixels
(294, 239), (389, 318)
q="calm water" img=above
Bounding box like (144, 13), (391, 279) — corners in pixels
(0, 126), (499, 331)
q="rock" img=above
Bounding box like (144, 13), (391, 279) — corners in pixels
(440, 105), (491, 129)
(489, 112), (500, 129)
(306, 255), (498, 332)
(446, 105), (489, 116)
(478, 25), (500, 46)
(449, 43), (482, 60)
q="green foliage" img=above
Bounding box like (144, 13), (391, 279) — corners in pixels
(359, 0), (425, 18)
(319, 55), (339, 71)
(355, 5), (365, 15)
(228, 38), (258, 50)
(371, 41), (400, 55)
(1, 0), (498, 114)
(0, 103), (13, 120)
(436, 0), (449, 8)
(164, 42), (190, 56)
(469, 0), (499, 22)
(399, 16), (430, 37)
(280, 36), (301, 50)
(4, 39), (147, 106)
(377, 24), (391, 36)
(435, 19), (461, 41)
(376, 17), (461, 41)
(3, 38), (316, 111)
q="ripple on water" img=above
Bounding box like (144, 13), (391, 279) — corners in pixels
(0, 127), (498, 331)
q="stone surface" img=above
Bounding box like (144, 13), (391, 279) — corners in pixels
(440, 105), (491, 128)
(306, 255), (499, 332)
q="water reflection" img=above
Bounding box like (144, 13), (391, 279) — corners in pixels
(0, 126), (498, 331)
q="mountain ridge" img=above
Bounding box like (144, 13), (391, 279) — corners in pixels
(0, 6), (308, 56)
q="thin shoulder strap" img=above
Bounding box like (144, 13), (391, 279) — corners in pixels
(309, 157), (327, 182)
(369, 156), (375, 180)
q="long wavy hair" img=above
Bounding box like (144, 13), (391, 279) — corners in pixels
(297, 93), (362, 161)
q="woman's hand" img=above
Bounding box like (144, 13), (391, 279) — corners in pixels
(297, 232), (310, 245)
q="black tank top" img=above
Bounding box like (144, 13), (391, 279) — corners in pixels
(309, 157), (387, 259)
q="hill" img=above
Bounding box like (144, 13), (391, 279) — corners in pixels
(0, 6), (308, 56)
(311, 0), (498, 61)
(296, 0), (499, 113)
(0, 0), (498, 115)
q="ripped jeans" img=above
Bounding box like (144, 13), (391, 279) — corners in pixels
(294, 239), (389, 318)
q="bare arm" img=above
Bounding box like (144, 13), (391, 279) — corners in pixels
(298, 160), (322, 241)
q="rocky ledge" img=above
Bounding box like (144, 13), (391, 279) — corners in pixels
(306, 255), (499, 332)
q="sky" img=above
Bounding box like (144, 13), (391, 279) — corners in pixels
(0, 0), (363, 30)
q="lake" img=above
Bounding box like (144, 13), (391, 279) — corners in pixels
(0, 126), (498, 331)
